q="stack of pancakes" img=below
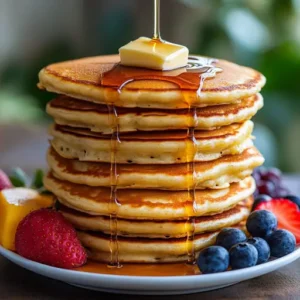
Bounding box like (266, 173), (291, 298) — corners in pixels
(40, 55), (265, 264)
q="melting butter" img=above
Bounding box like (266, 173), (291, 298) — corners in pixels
(119, 37), (189, 71)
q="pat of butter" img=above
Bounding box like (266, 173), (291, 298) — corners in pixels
(119, 37), (189, 71)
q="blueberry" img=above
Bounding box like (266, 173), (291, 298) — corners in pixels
(267, 229), (296, 258)
(229, 243), (258, 269)
(246, 210), (277, 238)
(285, 195), (300, 209)
(252, 194), (272, 210)
(197, 246), (229, 274)
(216, 228), (247, 250)
(247, 237), (270, 264)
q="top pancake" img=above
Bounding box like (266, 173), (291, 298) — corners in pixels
(38, 55), (266, 109)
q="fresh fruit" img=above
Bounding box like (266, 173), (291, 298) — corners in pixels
(252, 167), (289, 198)
(276, 186), (290, 198)
(246, 210), (277, 238)
(260, 167), (282, 184)
(284, 195), (300, 209)
(267, 229), (296, 258)
(216, 228), (247, 250)
(197, 246), (229, 274)
(0, 188), (53, 250)
(15, 209), (87, 268)
(229, 243), (258, 269)
(247, 237), (270, 264)
(0, 170), (12, 191)
(257, 181), (276, 198)
(252, 194), (272, 210)
(255, 199), (300, 243)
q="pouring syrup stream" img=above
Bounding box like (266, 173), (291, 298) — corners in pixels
(153, 0), (161, 40)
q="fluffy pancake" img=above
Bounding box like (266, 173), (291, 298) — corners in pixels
(80, 231), (219, 263)
(47, 94), (263, 133)
(60, 199), (251, 238)
(49, 121), (254, 164)
(44, 173), (255, 219)
(47, 147), (263, 190)
(38, 55), (266, 109)
(78, 227), (247, 263)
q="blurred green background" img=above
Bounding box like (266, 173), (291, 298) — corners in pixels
(0, 0), (299, 172)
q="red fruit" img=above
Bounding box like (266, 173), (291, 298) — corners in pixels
(15, 209), (87, 268)
(255, 199), (300, 243)
(0, 170), (12, 191)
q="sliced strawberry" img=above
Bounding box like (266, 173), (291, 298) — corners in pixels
(255, 199), (300, 243)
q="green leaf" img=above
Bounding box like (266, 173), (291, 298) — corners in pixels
(31, 169), (44, 189)
(9, 168), (29, 187)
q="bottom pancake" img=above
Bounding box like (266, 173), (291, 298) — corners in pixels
(60, 198), (252, 238)
(78, 224), (246, 263)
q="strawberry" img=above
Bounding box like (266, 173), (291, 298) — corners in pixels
(15, 209), (87, 268)
(255, 199), (300, 243)
(0, 169), (12, 191)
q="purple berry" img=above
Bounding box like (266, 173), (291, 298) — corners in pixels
(261, 168), (282, 185)
(257, 181), (276, 197)
(253, 171), (261, 183)
(275, 186), (290, 198)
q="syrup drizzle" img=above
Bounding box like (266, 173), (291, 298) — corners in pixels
(100, 0), (222, 268)
(102, 58), (221, 267)
(153, 0), (161, 40)
(184, 59), (221, 264)
(184, 105), (198, 264)
(107, 104), (122, 268)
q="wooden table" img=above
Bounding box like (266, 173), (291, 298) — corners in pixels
(0, 125), (299, 299)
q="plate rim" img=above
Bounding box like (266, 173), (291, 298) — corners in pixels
(1, 245), (300, 290)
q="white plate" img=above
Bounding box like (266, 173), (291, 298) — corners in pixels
(0, 245), (299, 295)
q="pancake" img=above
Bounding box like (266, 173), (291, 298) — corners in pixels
(60, 199), (251, 238)
(44, 173), (255, 219)
(47, 94), (263, 133)
(48, 146), (263, 190)
(48, 121), (254, 164)
(80, 231), (218, 263)
(38, 55), (266, 109)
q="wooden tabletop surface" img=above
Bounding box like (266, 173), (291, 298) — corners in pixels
(0, 124), (299, 299)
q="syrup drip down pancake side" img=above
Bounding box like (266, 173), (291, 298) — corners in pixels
(47, 146), (264, 190)
(47, 94), (263, 133)
(44, 173), (255, 219)
(60, 198), (252, 238)
(48, 121), (254, 164)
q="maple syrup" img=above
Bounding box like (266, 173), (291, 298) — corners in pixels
(97, 0), (222, 272)
(77, 260), (199, 276)
(107, 105), (122, 267)
(153, 0), (161, 40)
